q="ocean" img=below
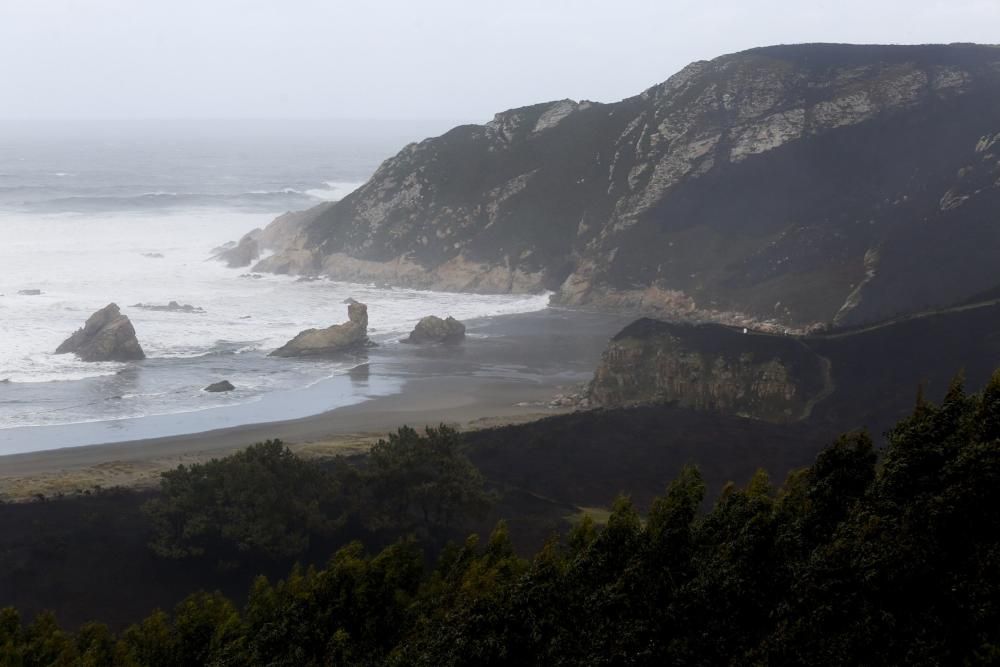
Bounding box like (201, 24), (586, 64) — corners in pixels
(0, 120), (550, 450)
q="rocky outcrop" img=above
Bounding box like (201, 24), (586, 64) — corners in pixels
(213, 231), (260, 268)
(241, 43), (1000, 330)
(214, 202), (336, 272)
(204, 380), (235, 392)
(269, 302), (371, 357)
(589, 318), (829, 423)
(55, 303), (145, 362)
(403, 316), (466, 344)
(132, 301), (205, 313)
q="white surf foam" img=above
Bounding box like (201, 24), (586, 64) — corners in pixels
(304, 181), (364, 201)
(0, 207), (550, 428)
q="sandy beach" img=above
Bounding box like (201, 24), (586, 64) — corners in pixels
(0, 308), (632, 499)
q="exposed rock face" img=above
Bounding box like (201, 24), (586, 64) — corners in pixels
(55, 303), (145, 362)
(214, 202), (336, 273)
(269, 302), (371, 357)
(204, 380), (235, 392)
(403, 316), (466, 344)
(246, 43), (1000, 330)
(589, 318), (829, 423)
(213, 231), (261, 268)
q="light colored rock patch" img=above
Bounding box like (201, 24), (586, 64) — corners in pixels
(654, 117), (689, 146)
(484, 170), (537, 227)
(257, 202), (335, 251)
(730, 108), (806, 162)
(553, 280), (798, 333)
(809, 66), (928, 132)
(625, 132), (720, 216)
(627, 162), (651, 190)
(810, 65), (874, 89)
(350, 171), (426, 236)
(616, 113), (647, 146)
(533, 100), (579, 133)
(485, 109), (529, 145)
(976, 133), (1000, 154)
(723, 61), (798, 119)
(875, 67), (929, 107)
(931, 66), (971, 92)
(939, 188), (970, 211)
(833, 245), (880, 324)
(644, 60), (710, 104)
(811, 91), (877, 129)
(253, 248), (319, 275)
(318, 252), (545, 294)
(435, 254), (545, 293)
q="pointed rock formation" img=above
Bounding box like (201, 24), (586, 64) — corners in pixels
(269, 302), (371, 357)
(403, 315), (466, 344)
(55, 303), (145, 362)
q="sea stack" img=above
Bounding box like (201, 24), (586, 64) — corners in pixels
(270, 302), (371, 357)
(55, 303), (145, 362)
(403, 315), (466, 344)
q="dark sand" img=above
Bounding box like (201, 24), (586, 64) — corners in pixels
(0, 308), (632, 497)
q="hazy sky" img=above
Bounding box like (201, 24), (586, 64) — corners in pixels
(2, 0), (998, 124)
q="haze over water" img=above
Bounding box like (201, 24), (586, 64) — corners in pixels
(0, 120), (549, 441)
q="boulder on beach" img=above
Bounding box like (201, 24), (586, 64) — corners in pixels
(270, 302), (372, 357)
(403, 315), (466, 344)
(204, 380), (235, 392)
(55, 303), (145, 362)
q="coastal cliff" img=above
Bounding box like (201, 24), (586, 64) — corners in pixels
(247, 43), (1000, 330)
(589, 318), (830, 423)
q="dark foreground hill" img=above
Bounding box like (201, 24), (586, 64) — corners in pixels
(1, 375), (998, 664)
(250, 43), (1000, 330)
(0, 407), (830, 632)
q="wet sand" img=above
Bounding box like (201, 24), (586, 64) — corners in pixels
(0, 308), (632, 498)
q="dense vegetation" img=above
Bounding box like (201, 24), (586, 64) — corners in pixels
(144, 427), (491, 567)
(1, 373), (998, 664)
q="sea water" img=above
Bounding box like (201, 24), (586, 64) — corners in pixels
(0, 120), (549, 448)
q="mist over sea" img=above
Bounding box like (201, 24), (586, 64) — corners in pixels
(0, 120), (549, 444)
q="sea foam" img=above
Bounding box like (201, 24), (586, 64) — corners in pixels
(0, 207), (549, 429)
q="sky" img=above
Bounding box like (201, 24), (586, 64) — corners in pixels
(2, 0), (998, 124)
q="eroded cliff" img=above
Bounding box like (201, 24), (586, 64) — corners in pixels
(588, 318), (830, 423)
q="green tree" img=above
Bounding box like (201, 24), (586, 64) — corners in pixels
(171, 591), (240, 666)
(119, 610), (177, 667)
(366, 425), (491, 534)
(144, 440), (345, 563)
